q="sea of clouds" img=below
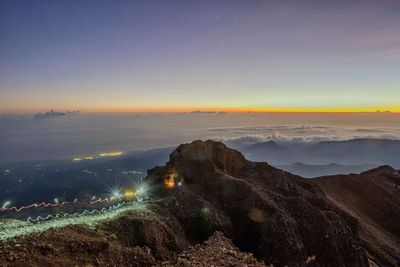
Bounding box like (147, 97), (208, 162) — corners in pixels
(0, 112), (399, 163)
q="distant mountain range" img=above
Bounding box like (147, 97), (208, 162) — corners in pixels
(278, 162), (378, 178)
(239, 138), (400, 168)
(126, 139), (399, 176)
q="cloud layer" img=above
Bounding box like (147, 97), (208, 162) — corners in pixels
(33, 110), (80, 119)
(208, 125), (400, 148)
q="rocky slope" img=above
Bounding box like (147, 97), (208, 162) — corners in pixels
(1, 140), (400, 266)
(0, 207), (265, 267)
(313, 166), (400, 266)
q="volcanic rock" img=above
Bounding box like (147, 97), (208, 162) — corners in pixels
(1, 140), (400, 266)
(145, 140), (399, 266)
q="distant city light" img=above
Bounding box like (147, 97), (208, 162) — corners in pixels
(73, 152), (123, 162)
(99, 152), (123, 157)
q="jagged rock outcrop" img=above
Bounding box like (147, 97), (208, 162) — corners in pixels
(145, 140), (369, 266)
(169, 231), (266, 266)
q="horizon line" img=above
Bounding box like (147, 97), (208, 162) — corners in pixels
(2, 107), (400, 114)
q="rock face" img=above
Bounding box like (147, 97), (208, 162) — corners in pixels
(146, 140), (369, 266)
(1, 140), (399, 266)
(146, 140), (400, 266)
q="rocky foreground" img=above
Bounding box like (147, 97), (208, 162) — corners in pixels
(1, 140), (400, 266)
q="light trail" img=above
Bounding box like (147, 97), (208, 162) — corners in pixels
(26, 202), (129, 223)
(1, 201), (75, 212)
(0, 201), (151, 241)
(0, 173), (151, 241)
(1, 186), (148, 214)
(0, 200), (147, 226)
(0, 197), (126, 213)
(1, 201), (11, 209)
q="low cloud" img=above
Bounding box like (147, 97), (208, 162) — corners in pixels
(191, 110), (216, 114)
(188, 110), (228, 114)
(208, 125), (400, 148)
(34, 109), (80, 119)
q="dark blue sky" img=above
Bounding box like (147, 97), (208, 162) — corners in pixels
(2, 0), (400, 112)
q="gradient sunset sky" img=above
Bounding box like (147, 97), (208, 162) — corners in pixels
(1, 0), (400, 113)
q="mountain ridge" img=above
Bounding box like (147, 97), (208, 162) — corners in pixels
(278, 162), (378, 177)
(240, 138), (400, 168)
(1, 140), (399, 266)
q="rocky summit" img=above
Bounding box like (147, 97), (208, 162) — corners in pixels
(1, 140), (400, 266)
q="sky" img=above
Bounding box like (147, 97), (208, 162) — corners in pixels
(1, 0), (400, 113)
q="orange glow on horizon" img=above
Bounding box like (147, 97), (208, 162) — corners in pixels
(3, 106), (400, 114)
(80, 107), (400, 114)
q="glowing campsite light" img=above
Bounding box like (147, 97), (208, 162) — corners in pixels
(137, 185), (146, 194)
(123, 190), (134, 196)
(164, 168), (179, 188)
(111, 189), (122, 199)
(105, 183), (124, 201)
(124, 190), (134, 196)
(121, 189), (134, 201)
